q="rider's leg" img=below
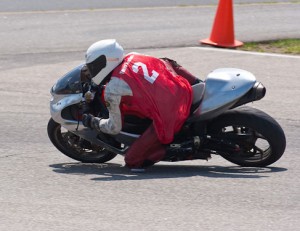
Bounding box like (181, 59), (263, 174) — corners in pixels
(124, 124), (165, 169)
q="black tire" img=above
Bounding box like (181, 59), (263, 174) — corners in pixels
(208, 106), (286, 167)
(47, 118), (117, 163)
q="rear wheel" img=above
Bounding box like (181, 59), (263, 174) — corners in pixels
(47, 118), (117, 163)
(208, 107), (286, 167)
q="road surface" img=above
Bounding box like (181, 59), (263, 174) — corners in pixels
(0, 1), (299, 231)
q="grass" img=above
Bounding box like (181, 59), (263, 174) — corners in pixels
(239, 39), (300, 55)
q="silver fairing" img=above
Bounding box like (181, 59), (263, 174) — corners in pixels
(50, 91), (137, 148)
(49, 63), (128, 148)
(195, 68), (256, 120)
(50, 92), (84, 130)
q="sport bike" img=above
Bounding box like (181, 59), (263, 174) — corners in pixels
(47, 64), (286, 167)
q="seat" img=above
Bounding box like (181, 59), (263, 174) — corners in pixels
(190, 82), (205, 113)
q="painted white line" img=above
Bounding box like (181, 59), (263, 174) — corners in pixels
(0, 2), (297, 15)
(0, 5), (215, 15)
(190, 47), (300, 59)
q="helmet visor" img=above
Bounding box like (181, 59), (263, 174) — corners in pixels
(86, 55), (107, 78)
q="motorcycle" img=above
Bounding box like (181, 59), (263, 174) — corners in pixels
(47, 64), (286, 167)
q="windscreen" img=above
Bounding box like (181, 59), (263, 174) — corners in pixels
(52, 64), (84, 95)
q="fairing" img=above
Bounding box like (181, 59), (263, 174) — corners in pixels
(50, 64), (85, 129)
(189, 68), (257, 121)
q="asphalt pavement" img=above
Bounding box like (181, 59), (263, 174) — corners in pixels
(0, 0), (295, 12)
(0, 1), (299, 231)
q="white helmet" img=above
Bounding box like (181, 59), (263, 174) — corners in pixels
(85, 39), (124, 85)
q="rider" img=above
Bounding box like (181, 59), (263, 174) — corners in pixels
(82, 39), (199, 172)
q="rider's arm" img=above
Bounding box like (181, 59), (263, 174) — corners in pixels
(98, 77), (132, 135)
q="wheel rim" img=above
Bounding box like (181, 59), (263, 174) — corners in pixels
(54, 124), (111, 160)
(220, 125), (272, 163)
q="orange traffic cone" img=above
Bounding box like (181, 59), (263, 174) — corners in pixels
(200, 0), (243, 48)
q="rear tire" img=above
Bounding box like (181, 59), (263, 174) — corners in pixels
(47, 118), (117, 163)
(208, 106), (286, 167)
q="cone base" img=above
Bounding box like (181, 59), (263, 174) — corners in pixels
(200, 38), (243, 48)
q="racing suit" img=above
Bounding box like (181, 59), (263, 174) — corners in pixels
(97, 53), (198, 168)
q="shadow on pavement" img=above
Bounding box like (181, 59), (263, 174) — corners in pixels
(49, 162), (287, 181)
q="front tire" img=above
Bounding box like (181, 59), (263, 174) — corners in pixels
(47, 118), (117, 163)
(208, 106), (286, 167)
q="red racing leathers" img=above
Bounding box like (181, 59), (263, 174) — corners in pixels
(108, 53), (193, 168)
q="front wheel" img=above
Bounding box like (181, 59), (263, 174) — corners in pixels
(207, 106), (286, 167)
(47, 118), (117, 163)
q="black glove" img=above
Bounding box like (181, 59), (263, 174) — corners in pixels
(82, 114), (101, 131)
(82, 114), (94, 129)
